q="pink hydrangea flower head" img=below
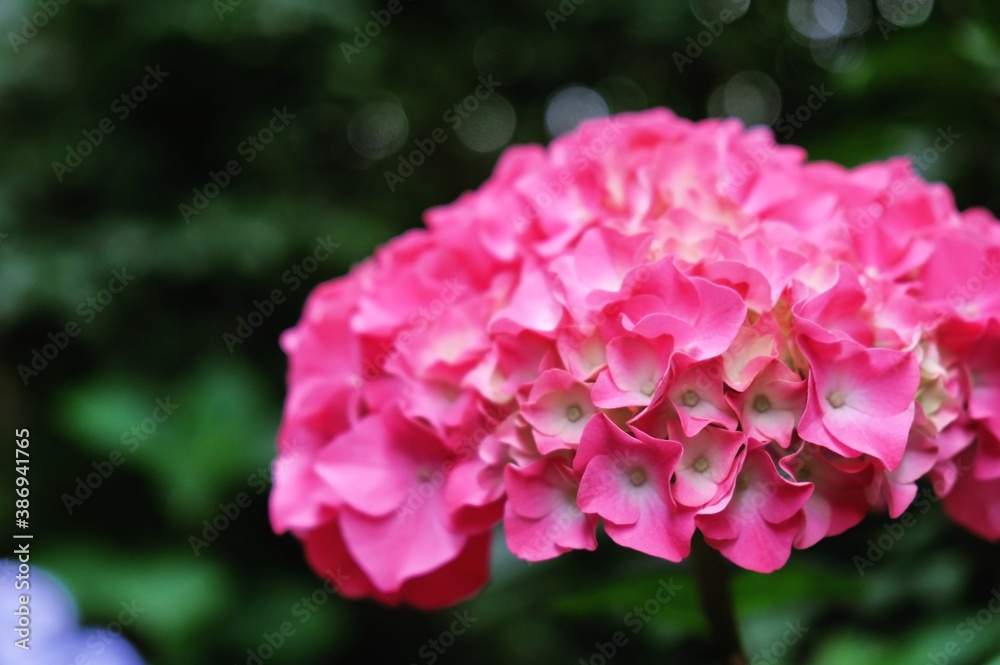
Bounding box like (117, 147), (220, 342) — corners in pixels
(271, 108), (1000, 607)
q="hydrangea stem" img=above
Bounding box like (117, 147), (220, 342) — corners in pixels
(691, 532), (748, 665)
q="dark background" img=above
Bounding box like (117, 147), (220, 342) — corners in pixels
(2, 0), (1000, 663)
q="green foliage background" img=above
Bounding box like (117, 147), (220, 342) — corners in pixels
(1, 0), (999, 663)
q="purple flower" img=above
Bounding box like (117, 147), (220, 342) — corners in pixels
(1, 559), (145, 664)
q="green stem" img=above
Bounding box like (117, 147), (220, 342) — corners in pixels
(691, 532), (748, 665)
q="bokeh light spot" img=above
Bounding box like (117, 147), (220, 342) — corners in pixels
(708, 71), (782, 126)
(877, 0), (933, 28)
(347, 99), (408, 160)
(545, 86), (609, 138)
(455, 94), (517, 153)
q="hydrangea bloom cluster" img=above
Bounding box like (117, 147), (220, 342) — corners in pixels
(271, 109), (1000, 608)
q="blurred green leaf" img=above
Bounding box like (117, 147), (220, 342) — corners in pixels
(46, 544), (232, 663)
(58, 361), (277, 523)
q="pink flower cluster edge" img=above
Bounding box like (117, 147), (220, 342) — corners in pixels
(270, 109), (1000, 609)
